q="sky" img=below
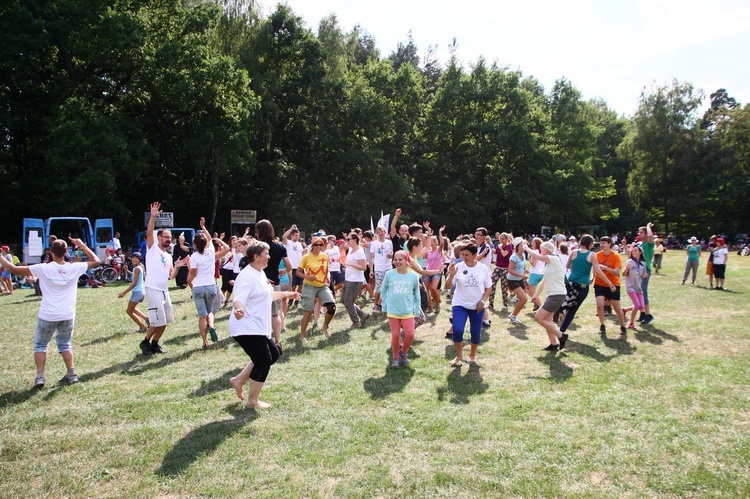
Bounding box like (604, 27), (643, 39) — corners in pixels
(260, 0), (750, 116)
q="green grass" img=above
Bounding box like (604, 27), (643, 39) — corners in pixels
(1, 252), (749, 497)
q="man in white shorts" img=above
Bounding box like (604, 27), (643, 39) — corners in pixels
(139, 202), (190, 355)
(0, 237), (100, 388)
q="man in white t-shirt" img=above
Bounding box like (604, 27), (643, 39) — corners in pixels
(282, 224), (306, 306)
(139, 202), (190, 355)
(113, 232), (121, 252)
(0, 237), (100, 389)
(370, 226), (393, 312)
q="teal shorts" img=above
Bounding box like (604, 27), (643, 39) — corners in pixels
(529, 273), (544, 287)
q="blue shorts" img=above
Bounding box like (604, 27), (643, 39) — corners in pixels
(330, 271), (344, 286)
(291, 269), (304, 287)
(33, 318), (74, 353)
(529, 273), (544, 287)
(130, 290), (145, 304)
(1, 269), (10, 279)
(193, 284), (217, 317)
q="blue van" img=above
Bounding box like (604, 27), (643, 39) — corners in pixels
(22, 217), (115, 264)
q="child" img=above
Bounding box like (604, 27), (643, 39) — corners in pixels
(622, 245), (649, 330)
(380, 251), (421, 367)
(117, 252), (148, 332)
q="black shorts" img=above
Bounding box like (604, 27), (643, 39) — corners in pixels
(594, 284), (621, 301)
(364, 266), (371, 284)
(221, 268), (235, 292)
(712, 263), (726, 279)
(508, 280), (526, 291)
(291, 269), (304, 287)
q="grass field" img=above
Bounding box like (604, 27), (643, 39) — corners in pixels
(1, 251), (748, 497)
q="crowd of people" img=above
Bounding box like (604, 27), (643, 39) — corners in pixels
(0, 205), (738, 409)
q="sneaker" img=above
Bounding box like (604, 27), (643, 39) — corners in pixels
(532, 304), (540, 312)
(599, 324), (606, 335)
(637, 313), (646, 323)
(59, 374), (79, 384)
(208, 327), (218, 342)
(644, 314), (654, 324)
(501, 306), (508, 311)
(34, 376), (45, 389)
(482, 320), (491, 328)
(372, 304), (381, 313)
(140, 339), (152, 355)
(604, 306), (612, 315)
(509, 315), (521, 325)
(620, 326), (627, 335)
(150, 342), (166, 354)
(543, 344), (559, 351)
(559, 333), (569, 350)
(399, 352), (410, 367)
(390, 359), (400, 368)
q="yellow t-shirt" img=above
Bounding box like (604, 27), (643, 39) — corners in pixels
(299, 252), (329, 288)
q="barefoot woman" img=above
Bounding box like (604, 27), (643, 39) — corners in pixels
(229, 241), (300, 408)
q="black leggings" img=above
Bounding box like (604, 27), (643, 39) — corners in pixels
(560, 282), (589, 333)
(233, 335), (280, 383)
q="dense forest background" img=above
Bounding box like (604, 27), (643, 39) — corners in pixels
(1, 0), (748, 241)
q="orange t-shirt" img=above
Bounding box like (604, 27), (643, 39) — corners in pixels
(595, 250), (621, 288)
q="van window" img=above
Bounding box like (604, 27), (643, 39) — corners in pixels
(48, 219), (91, 244)
(96, 227), (113, 244)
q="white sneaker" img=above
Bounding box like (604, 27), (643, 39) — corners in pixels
(509, 315), (522, 325)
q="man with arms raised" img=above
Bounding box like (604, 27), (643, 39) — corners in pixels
(0, 237), (100, 388)
(139, 202), (190, 355)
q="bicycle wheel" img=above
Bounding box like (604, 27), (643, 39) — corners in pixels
(101, 267), (118, 284)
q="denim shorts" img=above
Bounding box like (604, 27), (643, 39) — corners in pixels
(33, 318), (74, 353)
(193, 284), (217, 317)
(130, 290), (145, 304)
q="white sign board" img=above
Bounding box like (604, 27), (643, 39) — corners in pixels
(231, 210), (257, 224)
(144, 212), (174, 228)
(28, 233), (43, 257)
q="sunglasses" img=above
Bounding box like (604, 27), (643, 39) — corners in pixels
(313, 243), (324, 247)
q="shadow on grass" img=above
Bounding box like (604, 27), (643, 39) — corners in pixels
(535, 351), (574, 382)
(601, 334), (638, 355)
(436, 363), (488, 404)
(125, 337), (235, 376)
(163, 332), (198, 346)
(508, 323), (530, 341)
(363, 364), (414, 399)
(79, 329), (133, 347)
(189, 368), (242, 398)
(157, 404), (259, 477)
(638, 324), (679, 343)
(362, 348), (419, 400)
(0, 387), (42, 409)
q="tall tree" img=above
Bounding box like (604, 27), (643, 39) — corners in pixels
(618, 80), (703, 233)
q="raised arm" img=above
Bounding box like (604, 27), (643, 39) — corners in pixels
(70, 237), (101, 269)
(282, 225), (297, 245)
(146, 202), (160, 249)
(390, 208), (402, 238)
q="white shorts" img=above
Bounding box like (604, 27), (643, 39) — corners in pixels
(146, 288), (174, 327)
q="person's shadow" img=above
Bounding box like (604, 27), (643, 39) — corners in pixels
(534, 351), (575, 382)
(157, 404), (259, 477)
(363, 352), (415, 400)
(436, 363), (488, 404)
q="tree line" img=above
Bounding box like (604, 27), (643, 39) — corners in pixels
(1, 0), (748, 242)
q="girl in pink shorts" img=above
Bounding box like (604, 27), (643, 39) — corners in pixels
(622, 245), (649, 330)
